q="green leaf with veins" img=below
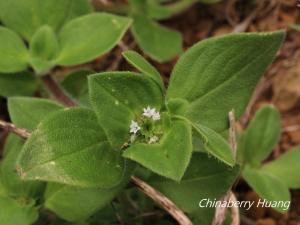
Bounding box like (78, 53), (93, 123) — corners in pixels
(56, 13), (132, 66)
(0, 0), (91, 40)
(1, 134), (45, 199)
(0, 196), (38, 225)
(63, 0), (93, 23)
(123, 120), (192, 181)
(4, 97), (63, 198)
(44, 162), (134, 221)
(150, 152), (240, 213)
(0, 72), (37, 97)
(61, 70), (93, 107)
(17, 107), (127, 188)
(0, 27), (28, 73)
(8, 97), (63, 131)
(29, 25), (59, 74)
(243, 105), (281, 167)
(243, 165), (290, 213)
(193, 123), (234, 166)
(131, 15), (182, 62)
(167, 31), (285, 132)
(262, 146), (300, 188)
(122, 50), (164, 90)
(89, 72), (163, 148)
(166, 98), (189, 116)
(189, 208), (216, 225)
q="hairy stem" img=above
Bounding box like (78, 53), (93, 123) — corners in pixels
(0, 120), (31, 139)
(91, 0), (129, 14)
(41, 74), (77, 107)
(131, 176), (193, 225)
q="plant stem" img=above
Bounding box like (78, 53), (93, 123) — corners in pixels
(212, 110), (240, 225)
(41, 74), (77, 107)
(13, 75), (194, 225)
(91, 0), (129, 14)
(0, 120), (31, 138)
(131, 176), (193, 225)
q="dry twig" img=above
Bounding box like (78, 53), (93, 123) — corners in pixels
(131, 176), (193, 225)
(0, 120), (31, 139)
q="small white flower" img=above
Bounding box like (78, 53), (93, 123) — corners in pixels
(143, 106), (155, 118)
(130, 120), (140, 134)
(142, 106), (160, 121)
(148, 135), (159, 144)
(152, 111), (160, 121)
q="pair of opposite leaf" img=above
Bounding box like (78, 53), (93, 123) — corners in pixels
(1, 97), (135, 224)
(127, 0), (222, 62)
(238, 105), (300, 213)
(0, 0), (132, 75)
(16, 31), (285, 187)
(3, 30), (285, 224)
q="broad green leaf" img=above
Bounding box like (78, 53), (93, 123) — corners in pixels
(45, 185), (119, 222)
(0, 196), (38, 225)
(123, 120), (192, 181)
(17, 107), (127, 188)
(56, 13), (132, 66)
(0, 72), (37, 97)
(146, 1), (173, 20)
(262, 147), (300, 188)
(61, 70), (93, 106)
(44, 163), (134, 221)
(189, 208), (215, 225)
(3, 99), (62, 198)
(1, 134), (45, 199)
(236, 131), (246, 163)
(0, 27), (28, 73)
(193, 123), (234, 166)
(122, 50), (164, 89)
(29, 25), (59, 74)
(243, 105), (281, 166)
(167, 31), (285, 132)
(166, 98), (189, 116)
(0, 174), (6, 196)
(0, 0), (90, 40)
(63, 0), (93, 22)
(89, 72), (163, 148)
(150, 152), (240, 212)
(243, 166), (290, 213)
(129, 0), (172, 20)
(8, 97), (63, 131)
(131, 15), (182, 62)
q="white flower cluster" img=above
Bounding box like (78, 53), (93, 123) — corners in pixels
(142, 106), (160, 121)
(129, 107), (161, 144)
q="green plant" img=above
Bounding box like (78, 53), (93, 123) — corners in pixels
(0, 30), (287, 225)
(238, 105), (300, 212)
(0, 0), (131, 97)
(289, 23), (300, 32)
(97, 0), (222, 62)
